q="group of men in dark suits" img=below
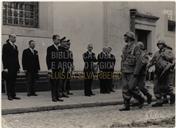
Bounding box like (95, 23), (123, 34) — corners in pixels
(46, 35), (74, 102)
(2, 34), (116, 101)
(83, 44), (116, 96)
(2, 34), (40, 100)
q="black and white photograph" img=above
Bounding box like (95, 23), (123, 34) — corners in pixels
(1, 1), (175, 128)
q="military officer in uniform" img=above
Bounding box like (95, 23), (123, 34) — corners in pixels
(65, 40), (74, 95)
(119, 31), (145, 111)
(148, 40), (175, 107)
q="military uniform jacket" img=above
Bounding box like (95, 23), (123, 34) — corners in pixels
(121, 42), (141, 73)
(150, 47), (174, 75)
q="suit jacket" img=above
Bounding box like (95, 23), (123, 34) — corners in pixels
(97, 52), (108, 72)
(46, 44), (63, 71)
(107, 54), (116, 72)
(83, 51), (97, 72)
(22, 48), (40, 73)
(2, 40), (20, 71)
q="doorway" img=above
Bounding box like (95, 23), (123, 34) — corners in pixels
(135, 29), (151, 50)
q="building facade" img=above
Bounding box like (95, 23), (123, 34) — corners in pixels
(2, 2), (175, 71)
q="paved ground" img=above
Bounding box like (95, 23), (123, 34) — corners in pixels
(2, 82), (153, 113)
(2, 105), (175, 128)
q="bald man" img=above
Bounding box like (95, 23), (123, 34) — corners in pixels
(2, 34), (21, 100)
(83, 44), (97, 96)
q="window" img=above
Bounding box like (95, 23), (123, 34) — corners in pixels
(168, 20), (175, 32)
(3, 2), (39, 28)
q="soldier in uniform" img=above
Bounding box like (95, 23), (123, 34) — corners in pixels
(119, 32), (145, 111)
(131, 42), (152, 106)
(62, 40), (74, 95)
(148, 40), (175, 107)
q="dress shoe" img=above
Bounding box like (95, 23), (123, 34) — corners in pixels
(52, 99), (57, 102)
(13, 97), (21, 100)
(62, 94), (69, 98)
(27, 94), (31, 97)
(147, 95), (152, 104)
(8, 97), (13, 101)
(85, 94), (91, 97)
(57, 98), (64, 102)
(32, 93), (38, 96)
(110, 89), (115, 92)
(119, 106), (130, 111)
(67, 92), (73, 95)
(152, 102), (163, 107)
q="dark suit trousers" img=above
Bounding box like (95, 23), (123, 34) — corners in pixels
(26, 72), (37, 94)
(84, 71), (94, 95)
(49, 71), (62, 99)
(6, 70), (17, 98)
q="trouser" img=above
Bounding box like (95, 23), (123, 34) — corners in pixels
(6, 69), (17, 98)
(154, 71), (175, 103)
(62, 71), (71, 94)
(98, 72), (110, 93)
(84, 71), (94, 95)
(122, 73), (144, 107)
(136, 75), (151, 97)
(49, 70), (62, 99)
(109, 72), (114, 91)
(26, 72), (37, 95)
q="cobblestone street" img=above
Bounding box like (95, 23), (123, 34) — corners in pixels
(2, 105), (175, 128)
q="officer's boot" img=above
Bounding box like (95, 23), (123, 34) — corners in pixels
(152, 99), (163, 107)
(146, 94), (152, 104)
(170, 94), (175, 105)
(132, 94), (145, 109)
(137, 96), (145, 109)
(119, 100), (130, 111)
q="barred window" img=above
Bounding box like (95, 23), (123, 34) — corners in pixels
(3, 2), (39, 28)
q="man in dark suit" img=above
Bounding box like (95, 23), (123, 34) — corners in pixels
(22, 40), (40, 96)
(83, 44), (97, 96)
(2, 34), (21, 100)
(107, 47), (116, 92)
(46, 35), (64, 102)
(98, 47), (110, 94)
